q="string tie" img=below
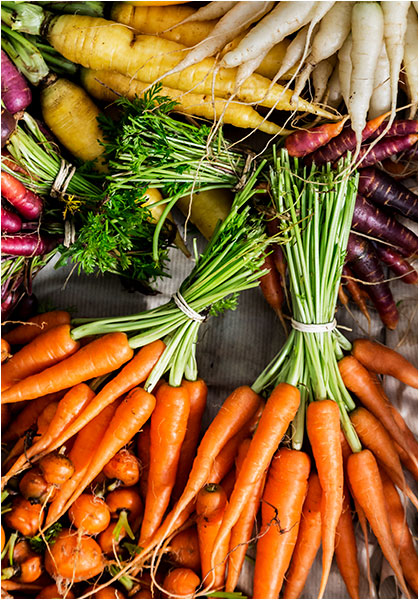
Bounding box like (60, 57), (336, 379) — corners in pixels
(173, 291), (206, 323)
(51, 159), (76, 198)
(291, 318), (337, 333)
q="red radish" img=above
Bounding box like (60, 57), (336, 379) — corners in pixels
(374, 244), (418, 285)
(358, 134), (418, 168)
(1, 206), (21, 233)
(1, 233), (55, 257)
(358, 167), (417, 221)
(1, 171), (43, 219)
(352, 195), (418, 258)
(285, 118), (347, 158)
(1, 50), (32, 114)
(346, 233), (398, 330)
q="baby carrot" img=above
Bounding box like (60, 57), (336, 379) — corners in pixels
(1, 325), (80, 393)
(306, 399), (344, 600)
(282, 472), (323, 599)
(225, 438), (266, 593)
(168, 526), (201, 572)
(253, 448), (311, 599)
(338, 356), (417, 467)
(352, 339), (418, 389)
(140, 382), (190, 544)
(334, 485), (360, 599)
(1, 332), (133, 404)
(4, 311), (71, 347)
(347, 449), (410, 598)
(171, 378), (207, 502)
(163, 567), (200, 598)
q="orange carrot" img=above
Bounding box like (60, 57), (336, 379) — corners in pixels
(341, 265), (371, 325)
(253, 448), (311, 599)
(350, 407), (417, 508)
(395, 441), (418, 481)
(352, 338), (418, 389)
(44, 400), (120, 527)
(338, 356), (417, 467)
(2, 384), (95, 487)
(347, 449), (410, 597)
(334, 485), (360, 599)
(220, 468), (236, 499)
(163, 567), (200, 598)
(380, 469), (418, 595)
(4, 311), (71, 346)
(168, 526), (201, 572)
(212, 383), (300, 577)
(44, 529), (104, 582)
(196, 483), (229, 591)
(207, 422), (253, 485)
(137, 422), (151, 501)
(171, 378), (207, 502)
(1, 338), (11, 363)
(1, 325), (80, 393)
(103, 448), (140, 487)
(225, 438), (266, 593)
(306, 399), (344, 599)
(259, 254), (286, 330)
(23, 339), (165, 462)
(62, 388), (156, 514)
(388, 404), (418, 467)
(282, 472), (323, 599)
(1, 332), (134, 404)
(140, 382), (190, 544)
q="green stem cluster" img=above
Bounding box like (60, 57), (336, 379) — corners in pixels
(252, 149), (361, 452)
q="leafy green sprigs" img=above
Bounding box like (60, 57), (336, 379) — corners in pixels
(28, 522), (62, 553)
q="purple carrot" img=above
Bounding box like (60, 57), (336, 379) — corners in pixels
(368, 119), (418, 140)
(358, 167), (418, 221)
(357, 134), (418, 168)
(1, 233), (55, 257)
(346, 233), (398, 330)
(285, 119), (347, 158)
(305, 113), (389, 165)
(1, 50), (32, 114)
(373, 243), (418, 285)
(1, 170), (42, 220)
(1, 107), (16, 148)
(1, 206), (22, 233)
(352, 195), (418, 258)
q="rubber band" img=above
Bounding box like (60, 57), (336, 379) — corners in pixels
(291, 318), (337, 333)
(173, 291), (206, 323)
(51, 159), (76, 198)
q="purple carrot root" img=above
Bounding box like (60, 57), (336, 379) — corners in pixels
(1, 108), (16, 148)
(373, 243), (418, 285)
(358, 134), (418, 168)
(346, 233), (398, 330)
(1, 206), (22, 233)
(358, 167), (418, 221)
(368, 119), (418, 140)
(1, 233), (55, 257)
(285, 119), (347, 158)
(1, 50), (32, 114)
(352, 195), (418, 258)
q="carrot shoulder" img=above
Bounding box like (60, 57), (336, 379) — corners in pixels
(4, 311), (71, 346)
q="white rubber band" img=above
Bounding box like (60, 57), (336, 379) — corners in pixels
(51, 159), (76, 198)
(291, 318), (337, 333)
(173, 291), (206, 323)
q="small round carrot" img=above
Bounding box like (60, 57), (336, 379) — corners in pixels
(68, 494), (111, 535)
(350, 407), (417, 508)
(1, 331), (134, 404)
(196, 483), (229, 590)
(171, 378), (207, 502)
(253, 448), (311, 599)
(334, 485), (360, 599)
(137, 422), (151, 501)
(306, 399), (344, 600)
(347, 449), (410, 597)
(84, 585), (126, 599)
(163, 568), (201, 598)
(63, 387), (156, 514)
(44, 529), (104, 582)
(4, 311), (71, 346)
(98, 520), (128, 556)
(338, 356), (417, 467)
(103, 449), (140, 488)
(140, 381), (190, 544)
(19, 467), (55, 504)
(36, 584), (75, 599)
(225, 438), (266, 593)
(380, 469), (418, 595)
(282, 472), (323, 599)
(352, 339), (418, 389)
(168, 526), (201, 572)
(1, 324), (80, 393)
(107, 487), (143, 536)
(212, 383), (300, 577)
(1, 338), (11, 363)
(4, 496), (44, 537)
(39, 452), (74, 486)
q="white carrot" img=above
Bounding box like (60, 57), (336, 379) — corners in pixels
(404, 4), (418, 118)
(338, 34), (352, 108)
(368, 43), (391, 119)
(168, 1), (237, 28)
(220, 1), (317, 69)
(312, 56), (336, 104)
(160, 1), (275, 79)
(381, 2), (409, 123)
(275, 24), (311, 81)
(325, 64), (343, 109)
(349, 1), (384, 151)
